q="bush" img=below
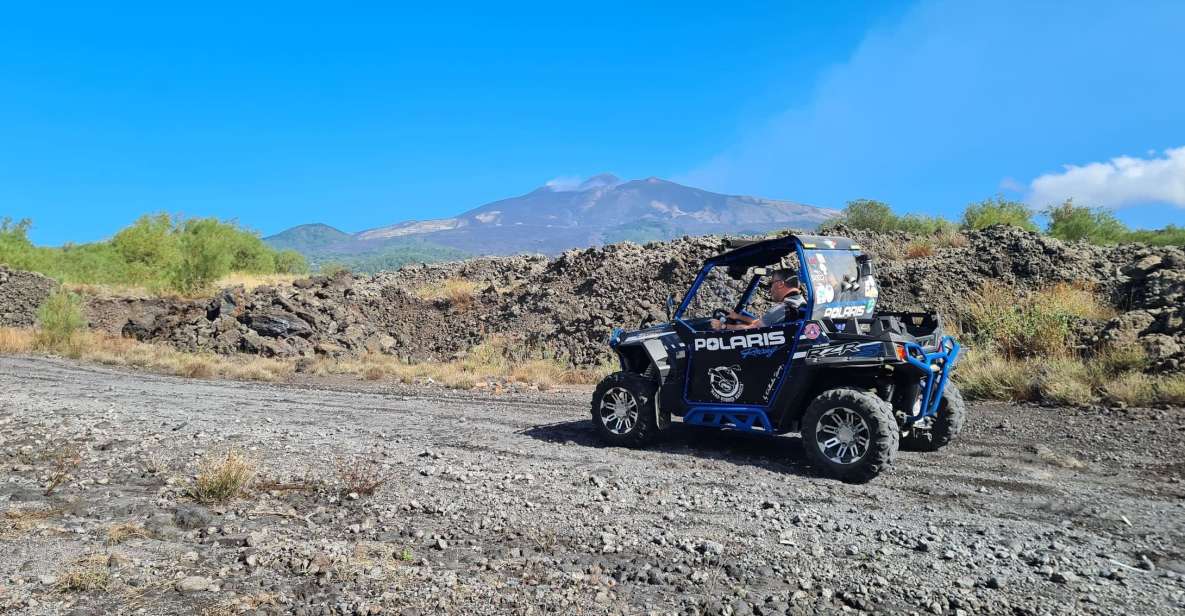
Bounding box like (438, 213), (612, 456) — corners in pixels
(35, 290), (87, 351)
(189, 450), (257, 504)
(169, 218), (236, 293)
(1122, 224), (1185, 246)
(959, 282), (1109, 358)
(823, 199), (955, 235)
(1045, 200), (1128, 244)
(961, 196), (1038, 231)
(824, 199), (896, 232)
(904, 240), (935, 259)
(273, 249), (308, 274)
(1, 214), (308, 295)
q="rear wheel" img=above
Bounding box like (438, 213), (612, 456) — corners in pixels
(901, 383), (966, 451)
(591, 371), (662, 447)
(801, 388), (899, 483)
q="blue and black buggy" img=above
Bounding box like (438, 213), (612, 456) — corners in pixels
(591, 234), (963, 483)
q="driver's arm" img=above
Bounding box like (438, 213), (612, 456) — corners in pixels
(711, 318), (761, 331)
(726, 310), (757, 325)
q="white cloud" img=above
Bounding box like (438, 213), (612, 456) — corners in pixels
(544, 176), (585, 191)
(1027, 147), (1185, 209)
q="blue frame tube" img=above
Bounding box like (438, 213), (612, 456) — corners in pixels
(902, 336), (961, 422)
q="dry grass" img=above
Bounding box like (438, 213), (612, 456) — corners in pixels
(904, 240), (935, 259)
(2, 325), (606, 391)
(64, 273), (304, 300)
(1158, 375), (1185, 406)
(1030, 282), (1115, 321)
(307, 336), (613, 390)
(0, 327), (35, 353)
(956, 344), (1185, 408)
(960, 281), (1115, 359)
(56, 554), (112, 593)
(1, 327), (295, 382)
(1103, 372), (1158, 407)
(43, 444), (83, 496)
(1, 506), (61, 537)
(335, 454), (386, 497)
(414, 278), (481, 310)
(935, 230), (970, 249)
(214, 272), (302, 291)
(1036, 358), (1096, 407)
(189, 450), (257, 504)
(954, 351), (1039, 401)
(106, 521), (151, 545)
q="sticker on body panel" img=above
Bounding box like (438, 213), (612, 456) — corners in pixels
(708, 365), (744, 402)
(806, 341), (882, 359)
(694, 331), (785, 352)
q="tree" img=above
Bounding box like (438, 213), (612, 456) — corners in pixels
(112, 213), (179, 268)
(170, 218), (236, 293)
(831, 199), (897, 232)
(1045, 199), (1128, 244)
(961, 196), (1038, 232)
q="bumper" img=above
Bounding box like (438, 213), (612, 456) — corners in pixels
(902, 336), (960, 423)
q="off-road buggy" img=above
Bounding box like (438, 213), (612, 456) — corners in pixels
(591, 234), (963, 482)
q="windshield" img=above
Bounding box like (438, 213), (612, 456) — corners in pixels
(802, 249), (878, 320)
(679, 254), (800, 322)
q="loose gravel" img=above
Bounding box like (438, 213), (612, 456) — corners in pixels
(2, 355), (1184, 615)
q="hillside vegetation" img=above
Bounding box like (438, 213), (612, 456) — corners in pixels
(0, 215), (307, 294)
(824, 196), (1184, 245)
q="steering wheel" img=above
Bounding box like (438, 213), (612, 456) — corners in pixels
(712, 308), (736, 324)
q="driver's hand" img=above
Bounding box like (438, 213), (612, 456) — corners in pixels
(709, 319), (723, 330)
(726, 310), (743, 320)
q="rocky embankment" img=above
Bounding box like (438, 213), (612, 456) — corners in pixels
(3, 227), (1184, 371)
(0, 266), (57, 328)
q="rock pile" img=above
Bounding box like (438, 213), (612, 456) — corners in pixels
(0, 265), (57, 327)
(78, 227), (1185, 371)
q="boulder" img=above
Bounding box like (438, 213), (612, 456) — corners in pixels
(121, 315), (156, 341)
(1141, 334), (1182, 361)
(247, 310), (312, 338)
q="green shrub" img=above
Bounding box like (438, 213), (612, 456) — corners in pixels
(1045, 200), (1128, 244)
(827, 199), (896, 232)
(169, 219), (236, 293)
(961, 196), (1038, 231)
(273, 249), (308, 274)
(1123, 224), (1185, 246)
(959, 281), (1111, 358)
(35, 290), (87, 350)
(823, 199), (955, 235)
(112, 214), (178, 271)
(0, 214), (307, 294)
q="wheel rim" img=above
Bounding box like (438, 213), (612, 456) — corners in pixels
(814, 406), (871, 464)
(599, 387), (639, 435)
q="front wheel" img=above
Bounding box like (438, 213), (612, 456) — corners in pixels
(801, 388), (899, 483)
(591, 371), (662, 447)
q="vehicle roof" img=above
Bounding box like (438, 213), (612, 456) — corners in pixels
(712, 234), (862, 269)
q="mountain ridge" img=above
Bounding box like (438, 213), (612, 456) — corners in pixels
(266, 175), (838, 271)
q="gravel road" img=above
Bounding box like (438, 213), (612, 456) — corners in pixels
(2, 355), (1184, 615)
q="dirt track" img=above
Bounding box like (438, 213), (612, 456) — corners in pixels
(2, 355), (1184, 615)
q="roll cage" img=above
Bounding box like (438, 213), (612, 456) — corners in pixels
(673, 234), (870, 328)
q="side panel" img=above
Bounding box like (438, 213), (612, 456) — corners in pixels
(679, 325), (798, 407)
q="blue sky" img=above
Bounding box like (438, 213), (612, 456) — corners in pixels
(2, 1), (1183, 245)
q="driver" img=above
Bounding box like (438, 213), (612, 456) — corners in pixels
(711, 269), (805, 331)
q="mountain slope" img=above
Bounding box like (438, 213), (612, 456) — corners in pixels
(266, 175), (837, 271)
(265, 223), (352, 252)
